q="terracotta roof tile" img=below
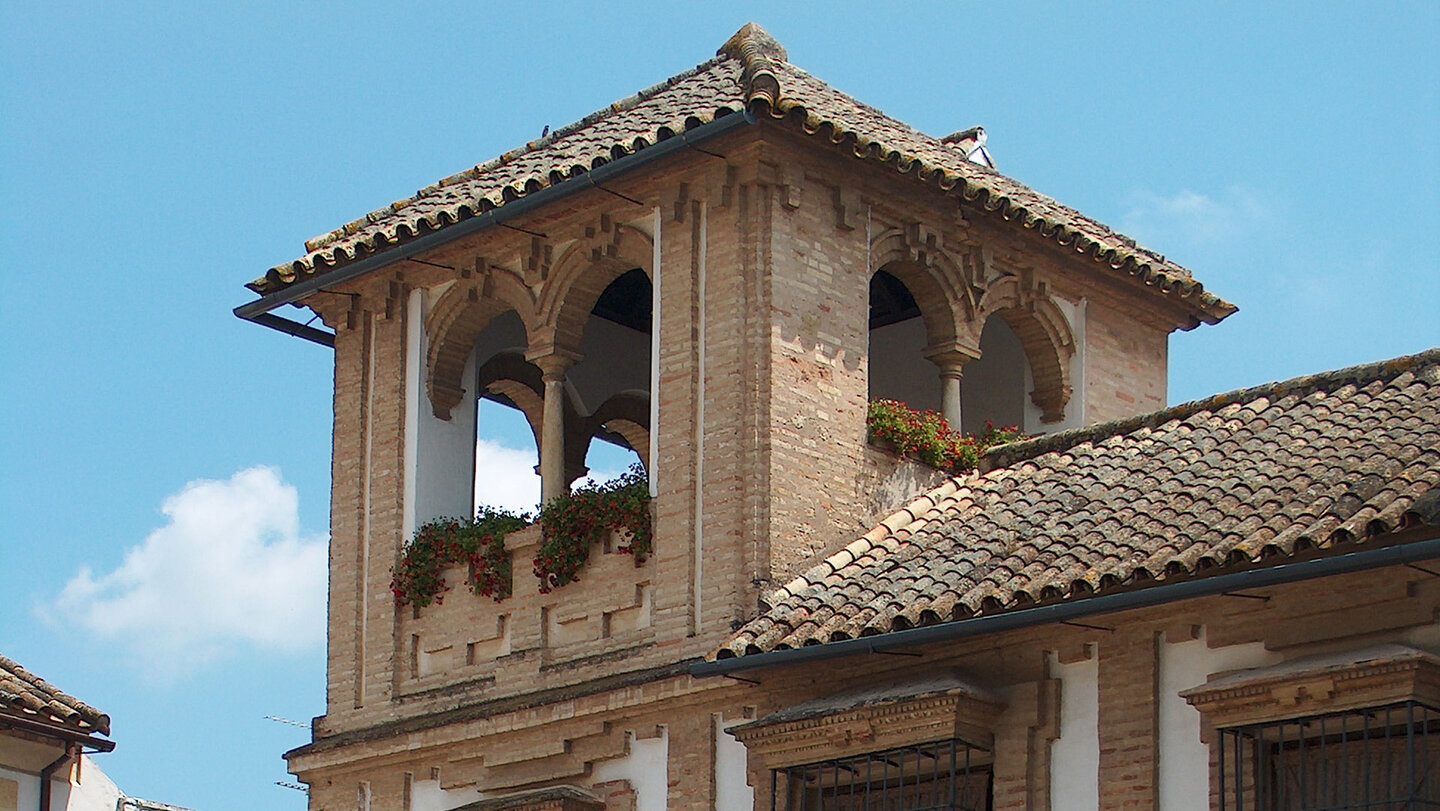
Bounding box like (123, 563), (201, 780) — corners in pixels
(0, 654), (110, 737)
(716, 349), (1440, 660)
(248, 24), (1233, 326)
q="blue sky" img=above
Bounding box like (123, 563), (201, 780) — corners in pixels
(2, 3), (1436, 810)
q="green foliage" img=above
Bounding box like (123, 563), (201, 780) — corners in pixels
(534, 464), (652, 593)
(866, 399), (1026, 474)
(390, 507), (530, 608)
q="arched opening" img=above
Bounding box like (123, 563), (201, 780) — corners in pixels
(469, 311), (544, 515)
(568, 268), (653, 486)
(867, 269), (940, 412)
(959, 316), (1030, 435)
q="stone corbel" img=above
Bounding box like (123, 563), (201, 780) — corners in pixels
(712, 164), (739, 210)
(1030, 385), (1072, 424)
(905, 221), (941, 267)
(526, 237), (553, 285)
(672, 182), (691, 223)
(833, 185), (861, 231)
(777, 162), (802, 210)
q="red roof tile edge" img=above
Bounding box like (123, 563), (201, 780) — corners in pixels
(0, 653), (111, 737)
(246, 23), (1234, 325)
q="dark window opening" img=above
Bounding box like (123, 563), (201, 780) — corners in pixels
(591, 268), (653, 334)
(870, 270), (922, 330)
(1219, 701), (1440, 811)
(772, 738), (992, 811)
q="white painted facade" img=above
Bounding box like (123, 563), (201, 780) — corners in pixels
(715, 716), (754, 811)
(590, 728), (669, 811)
(1048, 652), (1098, 811)
(408, 777), (480, 811)
(0, 755), (124, 811)
(1156, 631), (1280, 811)
(405, 287), (485, 533)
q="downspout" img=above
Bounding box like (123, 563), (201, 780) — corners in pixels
(691, 525), (1440, 678)
(235, 110), (757, 347)
(38, 742), (79, 811)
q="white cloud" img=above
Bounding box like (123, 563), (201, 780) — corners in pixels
(473, 439), (541, 515)
(51, 467), (327, 670)
(1119, 186), (1274, 250)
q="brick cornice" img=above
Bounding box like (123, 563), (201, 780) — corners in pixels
(731, 688), (1003, 770)
(1181, 647), (1440, 729)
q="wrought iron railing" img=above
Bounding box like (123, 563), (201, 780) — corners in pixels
(1219, 701), (1440, 810)
(770, 738), (991, 811)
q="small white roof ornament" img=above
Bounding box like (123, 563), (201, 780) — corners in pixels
(941, 126), (995, 169)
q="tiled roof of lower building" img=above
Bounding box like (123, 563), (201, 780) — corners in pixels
(0, 653), (110, 737)
(716, 348), (1440, 660)
(247, 24), (1233, 327)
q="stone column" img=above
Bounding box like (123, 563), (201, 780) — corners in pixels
(532, 352), (579, 504)
(924, 346), (979, 430)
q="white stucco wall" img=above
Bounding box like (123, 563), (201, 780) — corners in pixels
(2, 756), (125, 811)
(1156, 631), (1280, 811)
(591, 728), (669, 811)
(715, 716), (754, 811)
(1048, 652), (1099, 811)
(1048, 653), (1100, 811)
(408, 777), (480, 811)
(406, 289), (493, 532)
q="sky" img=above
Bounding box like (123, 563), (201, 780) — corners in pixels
(1, 3), (1437, 810)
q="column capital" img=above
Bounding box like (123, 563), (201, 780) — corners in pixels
(526, 347), (584, 381)
(922, 342), (981, 376)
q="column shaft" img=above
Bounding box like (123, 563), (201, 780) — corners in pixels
(540, 374), (566, 504)
(940, 371), (963, 430)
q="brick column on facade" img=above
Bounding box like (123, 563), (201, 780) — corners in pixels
(1098, 629), (1160, 811)
(651, 189), (699, 644)
(990, 679), (1060, 811)
(760, 164), (873, 579)
(325, 310), (366, 726)
(665, 711), (717, 811)
(363, 298), (412, 716)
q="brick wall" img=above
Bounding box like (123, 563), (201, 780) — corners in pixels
(291, 123), (1222, 806)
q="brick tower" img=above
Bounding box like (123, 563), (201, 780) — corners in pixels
(242, 23), (1232, 810)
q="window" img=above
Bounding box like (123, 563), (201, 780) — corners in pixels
(730, 677), (1004, 811)
(771, 738), (991, 811)
(1218, 702), (1440, 811)
(1183, 644), (1440, 811)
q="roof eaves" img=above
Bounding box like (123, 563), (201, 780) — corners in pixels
(711, 346), (1440, 664)
(0, 654), (111, 737)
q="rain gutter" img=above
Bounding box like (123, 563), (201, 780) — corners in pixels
(234, 110), (758, 347)
(691, 527), (1440, 678)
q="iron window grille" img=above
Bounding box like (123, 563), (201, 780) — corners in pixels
(770, 738), (992, 811)
(1218, 700), (1440, 810)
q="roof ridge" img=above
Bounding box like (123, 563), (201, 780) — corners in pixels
(300, 53), (732, 256)
(985, 346), (1440, 471)
(252, 23), (1235, 325)
(718, 22), (786, 110)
